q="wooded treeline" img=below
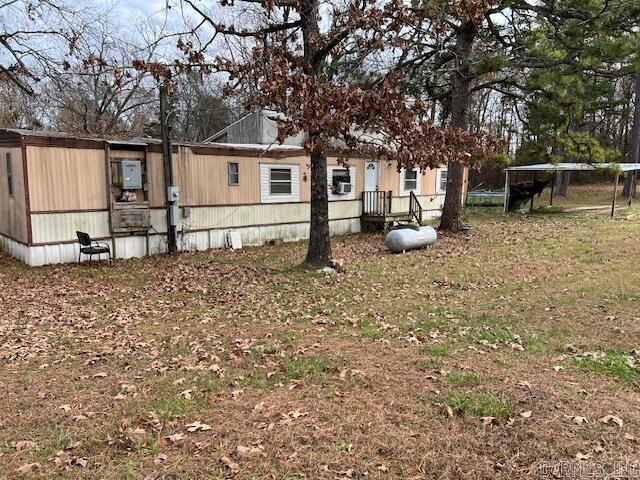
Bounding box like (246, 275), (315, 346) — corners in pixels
(0, 0), (238, 140)
(1, 0), (639, 265)
(2, 0), (638, 165)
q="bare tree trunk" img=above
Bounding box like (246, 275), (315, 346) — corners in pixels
(300, 0), (331, 267)
(624, 71), (640, 197)
(555, 171), (570, 196)
(440, 20), (475, 231)
(305, 147), (331, 267)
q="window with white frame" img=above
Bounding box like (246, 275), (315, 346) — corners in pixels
(404, 170), (418, 191)
(228, 161), (239, 186)
(437, 168), (448, 193)
(332, 168), (349, 184)
(399, 168), (421, 196)
(270, 168), (292, 194)
(260, 164), (300, 203)
(6, 152), (13, 197)
(327, 165), (356, 200)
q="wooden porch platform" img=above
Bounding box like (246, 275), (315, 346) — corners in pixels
(360, 190), (425, 231)
(361, 211), (413, 223)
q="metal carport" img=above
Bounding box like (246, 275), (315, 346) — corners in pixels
(504, 163), (640, 217)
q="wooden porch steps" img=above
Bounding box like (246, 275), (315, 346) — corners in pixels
(361, 190), (426, 231)
(361, 211), (413, 223)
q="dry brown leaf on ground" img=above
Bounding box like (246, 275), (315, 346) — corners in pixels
(221, 456), (240, 472)
(598, 415), (623, 427)
(15, 462), (40, 475)
(72, 457), (87, 468)
(13, 440), (37, 452)
(166, 432), (185, 443)
(236, 445), (263, 458)
(575, 452), (593, 460)
(154, 453), (167, 465)
(186, 421), (212, 432)
(231, 389), (244, 400)
(568, 415), (589, 425)
(482, 416), (496, 426)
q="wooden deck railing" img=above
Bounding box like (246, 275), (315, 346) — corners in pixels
(409, 191), (423, 224)
(362, 190), (392, 215)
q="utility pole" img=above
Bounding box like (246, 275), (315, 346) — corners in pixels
(160, 83), (178, 254)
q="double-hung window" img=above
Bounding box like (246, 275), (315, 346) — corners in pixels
(400, 168), (420, 196)
(228, 162), (239, 186)
(404, 170), (418, 191)
(261, 164), (299, 203)
(6, 152), (13, 197)
(269, 168), (292, 195)
(438, 169), (448, 193)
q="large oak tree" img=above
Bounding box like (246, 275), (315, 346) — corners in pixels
(146, 0), (499, 267)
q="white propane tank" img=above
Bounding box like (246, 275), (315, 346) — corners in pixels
(385, 226), (437, 253)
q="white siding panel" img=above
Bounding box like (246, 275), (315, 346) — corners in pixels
(0, 233), (29, 263)
(187, 203), (308, 230)
(399, 168), (422, 196)
(328, 200), (361, 219)
(260, 163), (300, 203)
(150, 209), (168, 233)
(12, 217), (361, 266)
(327, 165), (356, 201)
(31, 212), (110, 244)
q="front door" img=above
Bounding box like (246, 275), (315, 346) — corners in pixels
(365, 160), (379, 191)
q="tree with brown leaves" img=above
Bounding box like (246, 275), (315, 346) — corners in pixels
(0, 0), (86, 95)
(142, 0), (500, 267)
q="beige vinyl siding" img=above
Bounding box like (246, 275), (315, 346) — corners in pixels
(109, 150), (145, 159)
(0, 146), (28, 243)
(147, 152), (166, 207)
(173, 146), (311, 205)
(27, 146), (107, 212)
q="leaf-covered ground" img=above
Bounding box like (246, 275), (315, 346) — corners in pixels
(2, 186), (640, 479)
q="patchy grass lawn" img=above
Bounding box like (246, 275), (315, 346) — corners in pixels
(2, 186), (640, 479)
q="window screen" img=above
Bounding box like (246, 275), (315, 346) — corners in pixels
(6, 152), (13, 197)
(270, 168), (292, 195)
(228, 162), (239, 185)
(439, 170), (448, 191)
(404, 170), (418, 191)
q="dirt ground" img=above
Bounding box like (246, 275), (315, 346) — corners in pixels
(1, 185), (640, 479)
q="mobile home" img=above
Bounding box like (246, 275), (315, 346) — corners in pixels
(0, 128), (454, 266)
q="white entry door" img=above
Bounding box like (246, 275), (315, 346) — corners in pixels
(364, 160), (380, 191)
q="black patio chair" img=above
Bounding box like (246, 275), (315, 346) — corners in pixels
(76, 231), (112, 266)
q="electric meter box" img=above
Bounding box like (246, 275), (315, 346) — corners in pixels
(118, 160), (143, 189)
(167, 186), (180, 202)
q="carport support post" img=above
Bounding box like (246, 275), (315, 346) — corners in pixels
(550, 172), (556, 206)
(611, 173), (620, 217)
(503, 170), (510, 213)
(629, 170), (637, 207)
(530, 171), (535, 213)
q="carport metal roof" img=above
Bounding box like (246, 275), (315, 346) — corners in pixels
(503, 163), (640, 216)
(506, 162), (640, 172)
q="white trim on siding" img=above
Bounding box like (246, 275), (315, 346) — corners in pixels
(260, 163), (300, 203)
(399, 168), (421, 196)
(436, 168), (448, 194)
(327, 165), (356, 201)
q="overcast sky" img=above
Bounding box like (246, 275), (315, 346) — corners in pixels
(119, 0), (168, 18)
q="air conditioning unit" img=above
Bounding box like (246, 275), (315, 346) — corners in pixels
(336, 182), (353, 195)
